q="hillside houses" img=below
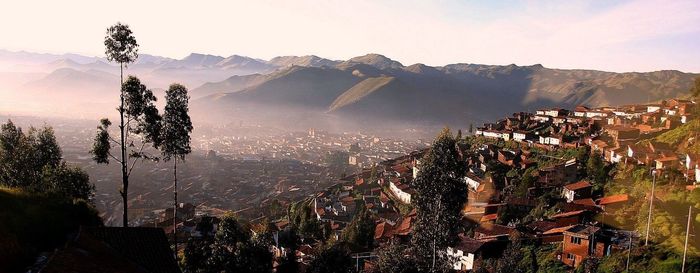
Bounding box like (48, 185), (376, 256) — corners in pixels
(255, 98), (698, 272)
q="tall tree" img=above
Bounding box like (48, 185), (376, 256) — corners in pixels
(0, 120), (36, 188)
(160, 83), (193, 251)
(93, 22), (139, 227)
(410, 128), (468, 273)
(341, 205), (375, 251)
(90, 76), (161, 227)
(205, 213), (273, 273)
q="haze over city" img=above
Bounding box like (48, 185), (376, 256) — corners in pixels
(1, 1), (699, 273)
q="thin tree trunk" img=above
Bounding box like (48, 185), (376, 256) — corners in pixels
(173, 157), (178, 256)
(119, 63), (129, 227)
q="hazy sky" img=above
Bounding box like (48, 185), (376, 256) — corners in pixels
(2, 0), (699, 72)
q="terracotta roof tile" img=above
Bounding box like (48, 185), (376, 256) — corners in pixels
(597, 194), (629, 205)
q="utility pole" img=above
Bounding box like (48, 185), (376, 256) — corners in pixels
(626, 231), (632, 272)
(645, 169), (657, 245)
(682, 206), (692, 273)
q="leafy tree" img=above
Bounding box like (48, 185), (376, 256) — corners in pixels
(410, 128), (468, 272)
(33, 126), (62, 169)
(0, 121), (39, 188)
(42, 162), (94, 200)
(182, 237), (214, 273)
(232, 242), (273, 273)
(0, 120), (94, 200)
(160, 83), (193, 250)
(195, 216), (216, 238)
(201, 213), (272, 273)
(495, 232), (526, 273)
(375, 243), (418, 273)
(307, 244), (353, 273)
(341, 205), (375, 251)
(574, 258), (599, 273)
(369, 164), (378, 183)
(277, 227), (300, 273)
(289, 200), (322, 239)
(587, 151), (607, 195)
(94, 22), (142, 227)
(90, 75), (162, 227)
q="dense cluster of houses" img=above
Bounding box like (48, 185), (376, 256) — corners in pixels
(260, 98), (698, 272)
(475, 99), (699, 182)
(448, 98), (698, 271)
(128, 98), (697, 272)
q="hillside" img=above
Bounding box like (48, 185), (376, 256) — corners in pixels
(191, 73), (268, 98)
(0, 187), (102, 272)
(193, 56), (699, 130)
(328, 76), (396, 112)
(229, 66), (364, 109)
(655, 119), (700, 154)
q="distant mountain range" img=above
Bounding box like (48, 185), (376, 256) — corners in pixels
(190, 53), (698, 130)
(0, 49), (697, 131)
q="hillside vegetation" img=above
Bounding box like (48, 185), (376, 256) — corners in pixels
(655, 119), (700, 154)
(0, 187), (102, 272)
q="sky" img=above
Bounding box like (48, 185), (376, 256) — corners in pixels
(1, 0), (699, 72)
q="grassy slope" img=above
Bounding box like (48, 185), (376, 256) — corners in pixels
(655, 119), (700, 154)
(328, 76), (395, 112)
(0, 187), (102, 272)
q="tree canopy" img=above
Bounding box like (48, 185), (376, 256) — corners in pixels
(104, 22), (138, 65)
(0, 120), (94, 200)
(410, 128), (468, 272)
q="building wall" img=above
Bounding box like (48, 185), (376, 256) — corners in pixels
(562, 234), (591, 267)
(447, 247), (475, 271)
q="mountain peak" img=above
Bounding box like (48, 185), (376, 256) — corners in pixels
(346, 53), (403, 70)
(268, 55), (339, 68)
(178, 53), (224, 67)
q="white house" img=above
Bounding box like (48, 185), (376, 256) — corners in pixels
(539, 135), (562, 146)
(562, 181), (592, 202)
(513, 131), (528, 142)
(482, 130), (502, 139)
(533, 115), (551, 123)
(463, 173), (484, 191)
(544, 108), (564, 117)
(447, 238), (484, 271)
(412, 159), (421, 179)
(586, 111), (608, 118)
(501, 131), (512, 141)
(682, 115), (690, 124)
(647, 105), (661, 113)
(389, 180), (412, 204)
(609, 149), (624, 163)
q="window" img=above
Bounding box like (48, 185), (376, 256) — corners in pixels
(567, 253), (575, 261)
(570, 236), (582, 244)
